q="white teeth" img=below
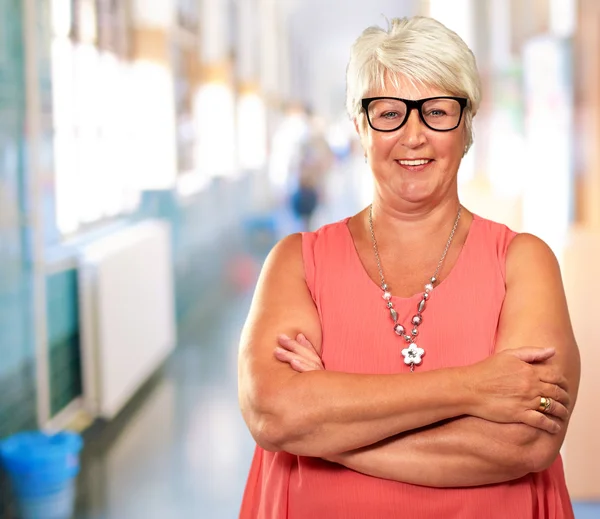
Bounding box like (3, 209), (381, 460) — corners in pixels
(398, 159), (431, 166)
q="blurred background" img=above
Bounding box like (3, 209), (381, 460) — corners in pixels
(1, 0), (599, 517)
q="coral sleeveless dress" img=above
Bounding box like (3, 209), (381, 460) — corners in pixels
(240, 214), (574, 519)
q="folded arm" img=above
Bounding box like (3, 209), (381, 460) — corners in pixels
(327, 417), (538, 487)
(327, 234), (580, 486)
(239, 234), (474, 458)
(239, 234), (571, 460)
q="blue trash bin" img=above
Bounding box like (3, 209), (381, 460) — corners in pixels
(0, 431), (83, 519)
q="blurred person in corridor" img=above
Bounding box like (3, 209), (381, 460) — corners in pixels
(238, 16), (579, 519)
(267, 103), (310, 206)
(289, 115), (334, 231)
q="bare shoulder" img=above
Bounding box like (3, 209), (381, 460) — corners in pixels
(497, 233), (576, 354)
(259, 232), (304, 278)
(502, 232), (566, 321)
(506, 233), (560, 277)
(248, 232), (309, 322)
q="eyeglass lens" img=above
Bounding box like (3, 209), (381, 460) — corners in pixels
(366, 98), (462, 131)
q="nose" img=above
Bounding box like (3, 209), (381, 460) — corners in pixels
(401, 108), (427, 148)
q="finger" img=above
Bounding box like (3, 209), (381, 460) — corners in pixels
(506, 347), (555, 363)
(296, 334), (325, 365)
(277, 334), (295, 349)
(296, 333), (317, 353)
(296, 333), (321, 362)
(537, 367), (569, 390)
(291, 358), (319, 373)
(274, 347), (322, 372)
(521, 409), (562, 434)
(539, 383), (570, 408)
(296, 334), (324, 366)
(274, 346), (295, 364)
(278, 335), (322, 364)
(542, 398), (570, 422)
(278, 334), (306, 353)
(286, 356), (312, 373)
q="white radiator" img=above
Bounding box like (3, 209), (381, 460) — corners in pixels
(78, 220), (176, 420)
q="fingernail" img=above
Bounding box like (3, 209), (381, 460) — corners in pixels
(274, 347), (286, 355)
(298, 333), (305, 341)
(279, 334), (290, 341)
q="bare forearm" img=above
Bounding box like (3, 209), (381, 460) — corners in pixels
(254, 367), (470, 457)
(329, 417), (545, 487)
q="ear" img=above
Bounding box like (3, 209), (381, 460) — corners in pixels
(353, 118), (368, 148)
(462, 126), (469, 156)
(354, 119), (369, 159)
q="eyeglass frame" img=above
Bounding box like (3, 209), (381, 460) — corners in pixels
(361, 96), (468, 133)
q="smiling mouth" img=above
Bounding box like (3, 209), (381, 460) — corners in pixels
(396, 159), (433, 166)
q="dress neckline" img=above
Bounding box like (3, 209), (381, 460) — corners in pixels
(342, 213), (479, 302)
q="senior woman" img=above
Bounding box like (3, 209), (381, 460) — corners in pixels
(238, 16), (580, 519)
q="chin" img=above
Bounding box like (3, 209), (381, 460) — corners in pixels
(393, 184), (437, 204)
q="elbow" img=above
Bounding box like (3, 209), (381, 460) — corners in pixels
(518, 428), (562, 473)
(493, 449), (532, 480)
(256, 413), (331, 457)
(527, 443), (561, 473)
(248, 412), (300, 453)
(240, 389), (309, 453)
(499, 424), (559, 475)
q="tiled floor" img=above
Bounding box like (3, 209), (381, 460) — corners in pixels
(573, 503), (600, 519)
(76, 291), (257, 519)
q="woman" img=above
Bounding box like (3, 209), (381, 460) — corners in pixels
(238, 16), (580, 519)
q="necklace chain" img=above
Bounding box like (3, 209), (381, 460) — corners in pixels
(368, 204), (462, 370)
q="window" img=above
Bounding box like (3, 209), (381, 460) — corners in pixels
(51, 0), (139, 235)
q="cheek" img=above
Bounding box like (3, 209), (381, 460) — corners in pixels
(432, 135), (464, 162)
(369, 133), (398, 156)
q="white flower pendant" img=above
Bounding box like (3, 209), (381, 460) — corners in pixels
(401, 343), (425, 366)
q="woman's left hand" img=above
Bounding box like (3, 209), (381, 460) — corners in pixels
(274, 333), (325, 372)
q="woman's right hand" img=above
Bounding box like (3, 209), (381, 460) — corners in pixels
(464, 347), (570, 434)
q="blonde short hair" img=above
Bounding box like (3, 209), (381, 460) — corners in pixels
(346, 16), (482, 152)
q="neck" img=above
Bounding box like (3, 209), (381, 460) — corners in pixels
(369, 195), (462, 247)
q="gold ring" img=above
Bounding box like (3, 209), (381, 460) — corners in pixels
(539, 396), (552, 413)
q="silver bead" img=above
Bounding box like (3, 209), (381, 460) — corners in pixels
(431, 276), (437, 284)
(387, 301), (394, 309)
(394, 324), (405, 336)
(412, 315), (422, 326)
(404, 335), (412, 342)
(382, 283), (388, 291)
(412, 328), (419, 336)
(418, 299), (426, 313)
(423, 292), (430, 300)
(390, 308), (398, 322)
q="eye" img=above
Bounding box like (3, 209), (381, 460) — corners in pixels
(426, 109), (447, 117)
(381, 111), (401, 119)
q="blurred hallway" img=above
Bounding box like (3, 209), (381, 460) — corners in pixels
(75, 293), (257, 519)
(2, 0), (600, 517)
(71, 157), (367, 518)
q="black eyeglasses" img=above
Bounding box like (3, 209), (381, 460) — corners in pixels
(361, 96), (468, 132)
